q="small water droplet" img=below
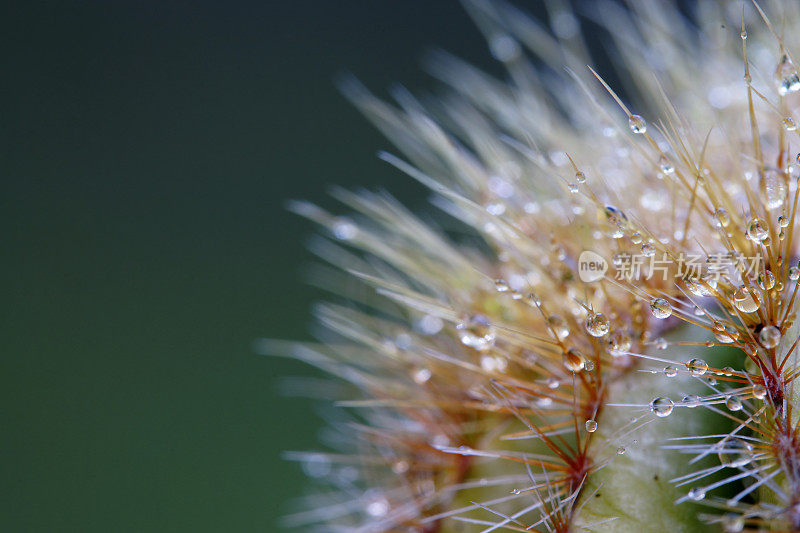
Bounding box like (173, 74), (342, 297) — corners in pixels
(568, 182), (579, 194)
(629, 114), (647, 134)
(693, 305), (705, 316)
(332, 217), (358, 240)
(664, 365), (678, 377)
(723, 513), (744, 532)
(650, 396), (674, 417)
(776, 54), (800, 96)
(682, 394), (701, 408)
(547, 377), (559, 389)
(759, 325), (781, 348)
(510, 488), (521, 495)
(631, 232), (643, 244)
(713, 207), (730, 228)
(585, 419), (598, 433)
(457, 314), (496, 351)
(725, 395), (743, 411)
(616, 446), (626, 455)
(641, 242), (655, 257)
(607, 331), (632, 357)
(495, 279), (510, 292)
(785, 117), (798, 131)
(658, 155), (675, 174)
(753, 385), (767, 400)
(650, 298), (672, 319)
(586, 312), (610, 337)
(688, 487), (706, 501)
(747, 218), (769, 241)
(392, 460), (409, 474)
(575, 170), (586, 184)
(686, 358), (708, 376)
(547, 314), (570, 340)
(654, 337), (667, 350)
(412, 367), (432, 384)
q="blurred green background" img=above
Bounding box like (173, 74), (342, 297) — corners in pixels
(0, 1), (497, 531)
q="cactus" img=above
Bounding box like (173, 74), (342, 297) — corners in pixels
(262, 1), (800, 531)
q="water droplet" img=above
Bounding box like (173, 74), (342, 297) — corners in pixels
(481, 355), (507, 373)
(586, 312), (610, 337)
(763, 169), (787, 211)
(723, 513), (744, 533)
(713, 207), (730, 228)
(607, 331), (632, 357)
(575, 170), (586, 184)
(740, 29), (748, 40)
(654, 337), (668, 350)
(786, 266), (797, 281)
(585, 419), (598, 432)
(489, 33), (521, 63)
(664, 365), (678, 377)
(568, 182), (579, 194)
(528, 292), (542, 307)
(412, 367), (432, 384)
(547, 314), (570, 340)
(332, 217), (358, 240)
(686, 358), (708, 376)
(631, 232), (643, 244)
(650, 396), (674, 417)
(753, 385), (767, 400)
(688, 487), (706, 501)
(392, 459), (409, 474)
(747, 218), (769, 241)
(603, 205), (629, 238)
(758, 270), (776, 290)
(547, 377), (559, 389)
(693, 305), (705, 316)
(495, 279), (510, 292)
(759, 325), (781, 348)
(682, 394), (701, 408)
(457, 314), (496, 351)
(659, 155), (675, 174)
(785, 117), (798, 131)
(650, 298), (672, 319)
(616, 446), (626, 455)
(776, 54), (800, 96)
(714, 324), (736, 343)
(584, 359), (595, 372)
(725, 395), (743, 411)
(629, 114), (647, 134)
(732, 286), (760, 313)
(563, 348), (585, 372)
(641, 242), (655, 257)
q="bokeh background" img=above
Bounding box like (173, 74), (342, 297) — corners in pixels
(1, 1), (506, 531)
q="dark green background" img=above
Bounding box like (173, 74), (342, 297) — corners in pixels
(0, 1), (499, 531)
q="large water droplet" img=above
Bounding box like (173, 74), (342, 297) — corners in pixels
(585, 419), (598, 433)
(563, 347), (585, 372)
(732, 286), (760, 313)
(759, 325), (781, 348)
(682, 394), (701, 408)
(650, 396), (674, 417)
(763, 169), (787, 211)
